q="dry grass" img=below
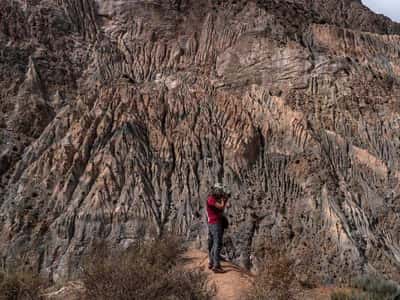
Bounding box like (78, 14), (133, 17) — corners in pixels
(0, 269), (44, 300)
(247, 246), (298, 300)
(331, 275), (400, 300)
(81, 236), (213, 300)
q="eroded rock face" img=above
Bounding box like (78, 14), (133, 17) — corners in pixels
(1, 0), (400, 282)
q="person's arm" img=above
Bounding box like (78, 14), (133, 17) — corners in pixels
(224, 196), (231, 209)
(214, 199), (226, 210)
(208, 196), (225, 210)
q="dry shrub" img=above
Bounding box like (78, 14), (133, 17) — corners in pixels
(82, 236), (212, 300)
(330, 291), (367, 300)
(331, 275), (400, 300)
(247, 246), (298, 300)
(0, 270), (44, 300)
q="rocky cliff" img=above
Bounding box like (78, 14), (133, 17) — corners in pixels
(1, 0), (400, 283)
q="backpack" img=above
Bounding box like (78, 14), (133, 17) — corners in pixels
(221, 214), (229, 229)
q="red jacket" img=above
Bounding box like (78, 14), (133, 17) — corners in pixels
(206, 195), (223, 224)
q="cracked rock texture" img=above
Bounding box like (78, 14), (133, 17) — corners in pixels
(1, 0), (400, 282)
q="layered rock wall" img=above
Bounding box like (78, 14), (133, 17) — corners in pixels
(1, 0), (400, 282)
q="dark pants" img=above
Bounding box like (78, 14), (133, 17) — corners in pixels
(208, 223), (223, 268)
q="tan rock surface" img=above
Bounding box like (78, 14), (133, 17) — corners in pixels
(0, 0), (400, 284)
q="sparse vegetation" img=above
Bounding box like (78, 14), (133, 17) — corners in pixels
(82, 236), (213, 300)
(0, 269), (44, 300)
(247, 246), (298, 300)
(331, 275), (400, 300)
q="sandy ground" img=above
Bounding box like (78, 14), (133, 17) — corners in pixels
(183, 249), (254, 300)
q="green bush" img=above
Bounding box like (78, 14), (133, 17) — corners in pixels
(82, 236), (212, 300)
(331, 275), (400, 300)
(353, 275), (400, 299)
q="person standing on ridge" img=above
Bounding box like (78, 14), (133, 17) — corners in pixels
(207, 183), (229, 273)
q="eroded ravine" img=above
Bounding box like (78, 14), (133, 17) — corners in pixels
(0, 0), (400, 283)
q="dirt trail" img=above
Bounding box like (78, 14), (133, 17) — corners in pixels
(183, 249), (254, 300)
(183, 249), (353, 300)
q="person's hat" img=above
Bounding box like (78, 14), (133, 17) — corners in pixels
(212, 183), (224, 195)
(213, 182), (231, 197)
(213, 182), (224, 191)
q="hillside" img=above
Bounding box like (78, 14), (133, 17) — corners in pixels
(0, 0), (400, 283)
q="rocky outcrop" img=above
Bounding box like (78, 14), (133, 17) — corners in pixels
(1, 0), (400, 283)
(294, 0), (400, 34)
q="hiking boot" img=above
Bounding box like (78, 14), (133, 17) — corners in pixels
(212, 266), (225, 273)
(208, 263), (213, 269)
(219, 255), (227, 262)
